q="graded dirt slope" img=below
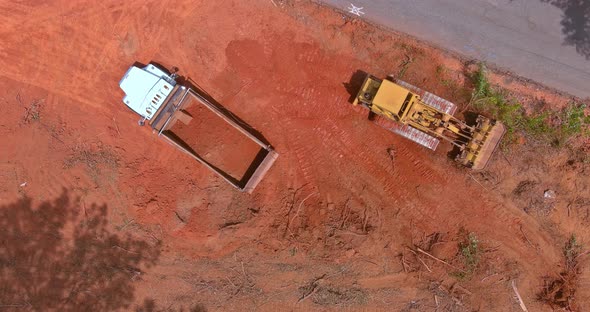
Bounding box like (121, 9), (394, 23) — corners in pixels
(1, 0), (589, 311)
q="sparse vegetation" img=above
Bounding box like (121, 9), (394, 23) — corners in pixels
(451, 231), (480, 280)
(435, 65), (459, 88)
(522, 111), (552, 137)
(22, 99), (44, 123)
(564, 234), (582, 269)
(539, 234), (583, 311)
(448, 271), (467, 280)
(311, 286), (368, 306)
(555, 104), (590, 146)
(459, 232), (479, 272)
(470, 63), (590, 146)
(436, 64), (471, 101)
(63, 145), (119, 185)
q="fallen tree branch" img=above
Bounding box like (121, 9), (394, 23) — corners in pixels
(417, 257), (432, 272)
(289, 192), (316, 229)
(297, 274), (325, 303)
(451, 283), (472, 295)
(414, 247), (467, 273)
(511, 280), (528, 312)
(468, 173), (487, 190)
(400, 254), (409, 273)
(519, 225), (535, 248)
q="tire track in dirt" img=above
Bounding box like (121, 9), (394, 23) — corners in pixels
(0, 0), (168, 113)
(289, 83), (556, 260)
(317, 108), (493, 232)
(395, 142), (442, 183)
(282, 98), (409, 212)
(328, 113), (444, 194)
(281, 117), (324, 188)
(286, 103), (450, 233)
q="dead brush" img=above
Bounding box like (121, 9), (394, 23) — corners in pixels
(401, 233), (466, 275)
(63, 144), (119, 185)
(22, 99), (44, 124)
(335, 198), (376, 236)
(539, 235), (583, 311)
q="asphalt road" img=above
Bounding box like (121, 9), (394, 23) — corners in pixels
(320, 0), (590, 98)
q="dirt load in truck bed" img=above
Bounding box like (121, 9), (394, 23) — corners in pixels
(167, 96), (264, 182)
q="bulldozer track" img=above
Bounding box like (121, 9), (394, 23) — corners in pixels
(396, 144), (441, 182)
(282, 118), (325, 187)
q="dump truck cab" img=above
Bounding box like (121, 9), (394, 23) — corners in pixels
(119, 64), (177, 124)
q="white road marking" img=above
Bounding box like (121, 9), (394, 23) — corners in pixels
(348, 3), (365, 16)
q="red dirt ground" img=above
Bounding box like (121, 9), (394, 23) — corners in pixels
(1, 0), (590, 311)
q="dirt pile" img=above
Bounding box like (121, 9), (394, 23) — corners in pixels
(168, 97), (263, 181)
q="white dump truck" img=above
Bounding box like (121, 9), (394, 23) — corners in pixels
(119, 63), (278, 193)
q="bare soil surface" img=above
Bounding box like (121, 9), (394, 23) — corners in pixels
(1, 0), (589, 311)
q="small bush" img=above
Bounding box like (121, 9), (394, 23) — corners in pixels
(554, 104), (590, 146)
(450, 232), (480, 280)
(459, 232), (480, 272)
(471, 64), (526, 142)
(539, 234), (583, 310)
(523, 112), (553, 137)
(564, 234), (582, 269)
(471, 64), (491, 101)
(449, 271), (467, 280)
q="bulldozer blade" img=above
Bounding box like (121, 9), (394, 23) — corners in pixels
(470, 122), (506, 170)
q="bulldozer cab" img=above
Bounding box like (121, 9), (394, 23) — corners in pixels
(353, 75), (417, 122)
(371, 79), (417, 120)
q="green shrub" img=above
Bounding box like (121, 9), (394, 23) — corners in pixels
(564, 234), (582, 268)
(469, 63), (589, 146)
(555, 104), (590, 146)
(460, 233), (480, 272)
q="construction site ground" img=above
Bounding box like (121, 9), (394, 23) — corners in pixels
(1, 0), (590, 311)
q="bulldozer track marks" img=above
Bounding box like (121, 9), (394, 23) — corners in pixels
(278, 85), (353, 119)
(282, 118), (325, 187)
(278, 81), (451, 209)
(395, 144), (441, 183)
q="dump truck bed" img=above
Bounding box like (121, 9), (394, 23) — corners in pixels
(150, 86), (278, 193)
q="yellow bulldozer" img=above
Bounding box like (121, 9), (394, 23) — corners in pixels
(353, 74), (505, 170)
